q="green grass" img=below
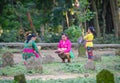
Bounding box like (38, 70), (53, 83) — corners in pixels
(0, 47), (20, 55)
(0, 56), (120, 76)
(0, 78), (96, 83)
(0, 63), (27, 76)
(0, 77), (120, 83)
(0, 48), (120, 83)
(43, 55), (120, 75)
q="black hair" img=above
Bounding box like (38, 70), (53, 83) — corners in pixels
(62, 33), (68, 37)
(89, 27), (96, 36)
(26, 33), (36, 43)
(61, 33), (69, 38)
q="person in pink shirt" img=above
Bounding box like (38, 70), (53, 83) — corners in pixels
(55, 33), (72, 63)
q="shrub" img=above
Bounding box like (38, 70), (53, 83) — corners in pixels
(42, 32), (61, 43)
(0, 29), (19, 42)
(65, 25), (82, 42)
(61, 63), (85, 73)
(94, 34), (120, 44)
(96, 69), (115, 83)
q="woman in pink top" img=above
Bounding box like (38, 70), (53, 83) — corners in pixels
(55, 33), (71, 63)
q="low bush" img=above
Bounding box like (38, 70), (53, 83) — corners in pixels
(94, 34), (120, 44)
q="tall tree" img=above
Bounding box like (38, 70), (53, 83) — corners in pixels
(91, 0), (101, 37)
(109, 0), (120, 39)
(27, 12), (37, 36)
(101, 0), (106, 38)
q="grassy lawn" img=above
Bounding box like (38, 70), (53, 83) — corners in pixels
(0, 56), (120, 76)
(0, 48), (120, 83)
(0, 78), (96, 83)
(0, 76), (120, 83)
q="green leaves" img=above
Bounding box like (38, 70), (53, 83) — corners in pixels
(0, 0), (95, 42)
(62, 63), (85, 73)
(74, 0), (95, 23)
(43, 32), (61, 43)
(0, 29), (19, 42)
(65, 25), (82, 42)
(0, 64), (26, 76)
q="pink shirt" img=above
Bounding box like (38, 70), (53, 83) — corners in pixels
(58, 39), (71, 53)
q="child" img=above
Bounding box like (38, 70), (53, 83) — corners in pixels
(83, 27), (95, 61)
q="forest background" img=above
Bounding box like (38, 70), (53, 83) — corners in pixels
(0, 0), (120, 43)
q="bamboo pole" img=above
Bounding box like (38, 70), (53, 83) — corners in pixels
(0, 43), (120, 48)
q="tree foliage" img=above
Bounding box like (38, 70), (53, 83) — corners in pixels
(0, 0), (119, 42)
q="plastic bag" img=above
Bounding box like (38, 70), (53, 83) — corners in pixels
(70, 50), (75, 59)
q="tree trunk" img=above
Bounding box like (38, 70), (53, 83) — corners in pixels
(14, 8), (25, 40)
(91, 0), (101, 37)
(40, 25), (45, 36)
(78, 44), (86, 57)
(109, 0), (120, 39)
(102, 0), (107, 38)
(66, 11), (70, 28)
(27, 12), (38, 36)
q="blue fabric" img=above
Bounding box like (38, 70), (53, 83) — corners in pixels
(87, 47), (93, 59)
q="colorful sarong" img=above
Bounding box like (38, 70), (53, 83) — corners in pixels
(86, 47), (93, 59)
(23, 48), (39, 59)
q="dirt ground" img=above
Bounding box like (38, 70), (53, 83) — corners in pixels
(0, 73), (92, 80)
(0, 48), (117, 80)
(5, 48), (114, 80)
(13, 48), (116, 64)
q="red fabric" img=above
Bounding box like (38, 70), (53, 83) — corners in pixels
(23, 48), (39, 58)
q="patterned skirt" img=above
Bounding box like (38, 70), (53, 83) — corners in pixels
(86, 47), (93, 59)
(22, 48), (40, 60)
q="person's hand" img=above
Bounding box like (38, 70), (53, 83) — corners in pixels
(60, 50), (64, 54)
(37, 46), (41, 50)
(58, 48), (62, 51)
(39, 52), (42, 58)
(86, 32), (89, 35)
(55, 50), (60, 53)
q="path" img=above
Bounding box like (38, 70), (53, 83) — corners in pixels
(0, 73), (94, 80)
